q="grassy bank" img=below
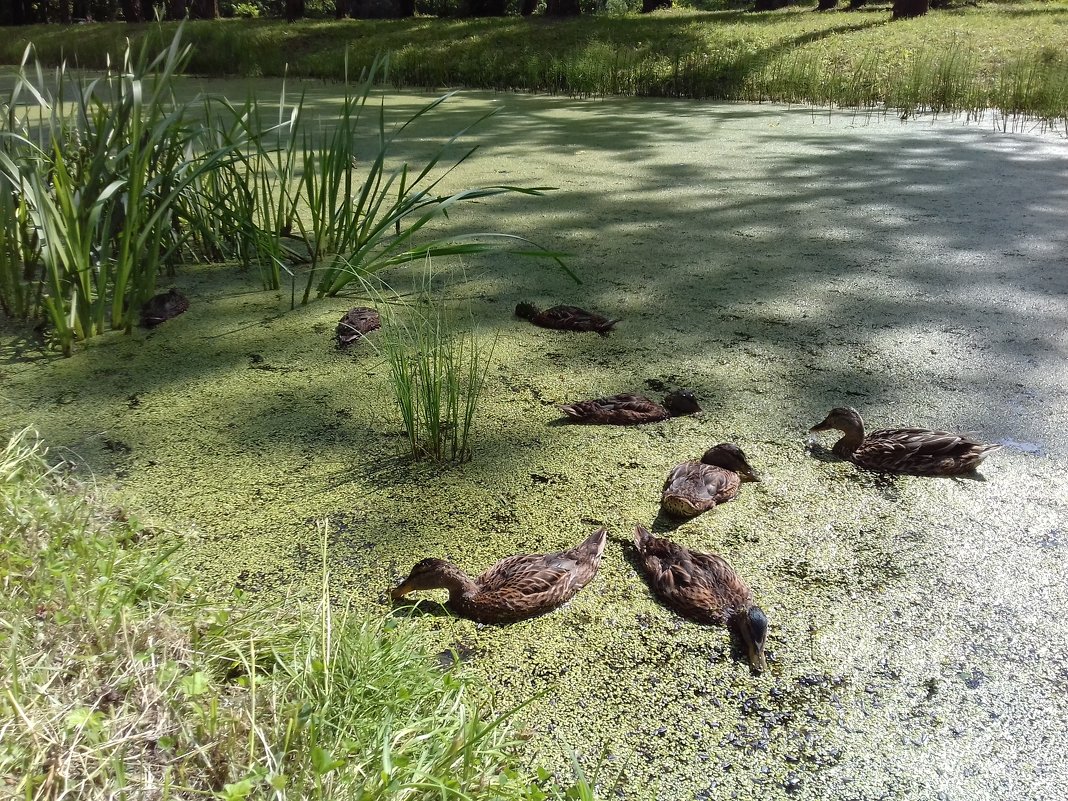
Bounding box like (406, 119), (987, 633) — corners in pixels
(2, 3), (1068, 120)
(0, 428), (584, 800)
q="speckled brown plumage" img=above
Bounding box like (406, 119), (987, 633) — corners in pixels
(559, 390), (701, 425)
(335, 306), (381, 348)
(515, 302), (619, 334)
(390, 528), (607, 624)
(139, 288), (189, 328)
(660, 443), (760, 518)
(632, 525), (768, 673)
(810, 407), (1002, 476)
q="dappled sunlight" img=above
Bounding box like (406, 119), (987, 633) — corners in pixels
(1, 85), (1067, 800)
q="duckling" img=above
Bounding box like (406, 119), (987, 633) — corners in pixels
(632, 525), (768, 674)
(559, 389), (701, 425)
(335, 306), (381, 348)
(515, 302), (619, 334)
(390, 528), (607, 624)
(139, 288), (189, 328)
(661, 443), (760, 518)
(809, 407), (1001, 476)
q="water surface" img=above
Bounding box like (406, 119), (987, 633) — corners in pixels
(2, 82), (1066, 800)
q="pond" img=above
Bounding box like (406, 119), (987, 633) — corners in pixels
(2, 80), (1067, 800)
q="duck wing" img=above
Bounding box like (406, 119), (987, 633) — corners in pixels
(856, 428), (1002, 475)
(466, 529), (606, 622)
(633, 532), (750, 625)
(534, 305), (619, 333)
(661, 462), (741, 517)
(560, 394), (668, 425)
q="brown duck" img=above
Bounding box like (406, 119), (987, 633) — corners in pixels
(661, 443), (760, 518)
(390, 528), (607, 624)
(632, 525), (768, 674)
(139, 288), (189, 328)
(515, 302), (619, 334)
(809, 407), (1002, 476)
(335, 306), (381, 348)
(560, 390), (701, 425)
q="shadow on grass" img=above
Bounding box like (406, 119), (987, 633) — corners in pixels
(0, 12), (888, 98)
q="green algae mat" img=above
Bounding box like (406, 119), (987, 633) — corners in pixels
(2, 85), (1067, 799)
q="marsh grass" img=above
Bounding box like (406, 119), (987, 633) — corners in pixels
(286, 55), (570, 305)
(2, 5), (1065, 122)
(0, 30), (567, 353)
(0, 31), (251, 354)
(0, 428), (578, 800)
(375, 264), (496, 464)
(752, 37), (1068, 125)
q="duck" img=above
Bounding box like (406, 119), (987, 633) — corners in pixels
(139, 288), (189, 328)
(809, 406), (1002, 476)
(515, 302), (619, 334)
(390, 528), (607, 624)
(335, 306), (381, 348)
(559, 389), (701, 425)
(632, 525), (768, 674)
(661, 443), (760, 518)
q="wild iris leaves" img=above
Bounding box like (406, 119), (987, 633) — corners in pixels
(0, 29), (567, 355)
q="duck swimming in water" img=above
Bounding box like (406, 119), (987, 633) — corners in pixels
(809, 406), (1001, 476)
(390, 528), (607, 624)
(515, 302), (619, 334)
(139, 288), (189, 328)
(559, 389), (701, 425)
(661, 443), (760, 518)
(632, 525), (768, 674)
(335, 306), (381, 348)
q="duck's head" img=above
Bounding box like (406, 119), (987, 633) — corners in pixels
(700, 443), (760, 482)
(663, 389), (702, 417)
(731, 605), (769, 675)
(390, 558), (462, 599)
(514, 301), (539, 320)
(810, 407), (864, 435)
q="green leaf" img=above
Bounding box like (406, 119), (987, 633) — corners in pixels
(64, 707), (104, 732)
(216, 777), (254, 801)
(179, 671), (210, 698)
(310, 745), (344, 775)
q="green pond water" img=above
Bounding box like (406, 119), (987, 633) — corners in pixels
(2, 80), (1067, 800)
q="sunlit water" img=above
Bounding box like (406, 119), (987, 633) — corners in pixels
(2, 81), (1067, 800)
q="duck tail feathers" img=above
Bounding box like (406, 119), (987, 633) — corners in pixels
(579, 527), (608, 559)
(632, 524), (653, 552)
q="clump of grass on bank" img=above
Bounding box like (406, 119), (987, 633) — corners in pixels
(0, 428), (576, 800)
(1, 4), (1066, 123)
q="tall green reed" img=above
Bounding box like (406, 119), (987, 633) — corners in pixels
(0, 28), (251, 354)
(377, 264), (496, 464)
(0, 33), (568, 354)
(290, 54), (571, 305)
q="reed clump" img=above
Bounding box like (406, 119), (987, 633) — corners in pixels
(0, 29), (564, 355)
(377, 265), (497, 464)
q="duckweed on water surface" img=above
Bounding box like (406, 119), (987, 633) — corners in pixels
(2, 89), (1067, 799)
